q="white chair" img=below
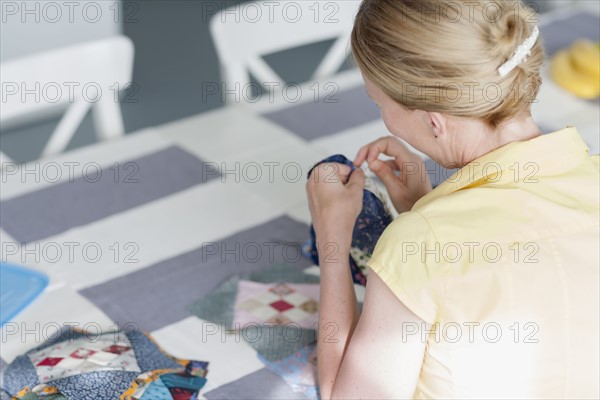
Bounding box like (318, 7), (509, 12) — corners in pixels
(209, 0), (361, 105)
(0, 35), (135, 162)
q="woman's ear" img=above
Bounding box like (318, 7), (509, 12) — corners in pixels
(429, 112), (447, 139)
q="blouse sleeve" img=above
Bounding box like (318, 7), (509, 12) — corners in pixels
(366, 210), (445, 324)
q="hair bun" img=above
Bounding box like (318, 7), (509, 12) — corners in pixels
(351, 0), (546, 127)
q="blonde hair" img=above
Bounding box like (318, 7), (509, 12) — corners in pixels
(350, 0), (546, 127)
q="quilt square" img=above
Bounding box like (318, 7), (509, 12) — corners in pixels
(233, 281), (319, 330)
(2, 327), (210, 400)
(27, 332), (141, 384)
(187, 263), (321, 361)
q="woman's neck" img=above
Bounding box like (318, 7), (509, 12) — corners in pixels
(452, 114), (542, 168)
(495, 114), (543, 143)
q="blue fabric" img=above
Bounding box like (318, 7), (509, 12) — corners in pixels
(51, 371), (139, 400)
(160, 373), (207, 390)
(306, 154), (358, 178)
(126, 330), (181, 371)
(2, 355), (38, 396)
(140, 378), (171, 398)
(303, 154), (394, 285)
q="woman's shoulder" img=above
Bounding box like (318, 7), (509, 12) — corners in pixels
(376, 210), (437, 248)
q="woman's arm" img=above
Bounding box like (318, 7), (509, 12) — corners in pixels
(306, 162), (428, 398)
(305, 162), (365, 398)
(316, 235), (360, 398)
(328, 269), (428, 399)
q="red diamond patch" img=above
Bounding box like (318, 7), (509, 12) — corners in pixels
(102, 345), (131, 355)
(269, 300), (294, 312)
(37, 357), (63, 367)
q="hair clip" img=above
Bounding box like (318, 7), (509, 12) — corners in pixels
(498, 26), (540, 77)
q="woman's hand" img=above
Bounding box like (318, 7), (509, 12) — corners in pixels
(354, 137), (432, 214)
(306, 163), (365, 249)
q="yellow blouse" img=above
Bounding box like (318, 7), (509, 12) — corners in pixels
(367, 127), (599, 398)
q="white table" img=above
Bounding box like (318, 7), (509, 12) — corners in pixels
(0, 105), (332, 395)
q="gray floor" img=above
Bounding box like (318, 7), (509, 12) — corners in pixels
(0, 0), (567, 163)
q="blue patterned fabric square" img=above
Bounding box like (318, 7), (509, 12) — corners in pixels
(51, 371), (139, 400)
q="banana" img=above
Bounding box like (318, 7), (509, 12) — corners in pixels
(570, 39), (600, 78)
(551, 49), (600, 99)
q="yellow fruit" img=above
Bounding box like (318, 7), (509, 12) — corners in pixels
(551, 49), (600, 99)
(570, 39), (600, 78)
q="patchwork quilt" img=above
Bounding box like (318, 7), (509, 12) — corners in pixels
(1, 328), (208, 400)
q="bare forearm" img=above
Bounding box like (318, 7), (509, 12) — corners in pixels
(316, 235), (361, 399)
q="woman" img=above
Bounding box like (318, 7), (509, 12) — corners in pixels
(306, 0), (599, 398)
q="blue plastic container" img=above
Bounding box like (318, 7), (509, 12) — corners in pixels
(0, 263), (48, 328)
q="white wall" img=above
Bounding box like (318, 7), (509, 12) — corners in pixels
(1, 0), (122, 61)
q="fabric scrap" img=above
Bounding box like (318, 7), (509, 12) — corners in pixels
(303, 154), (394, 285)
(259, 344), (319, 400)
